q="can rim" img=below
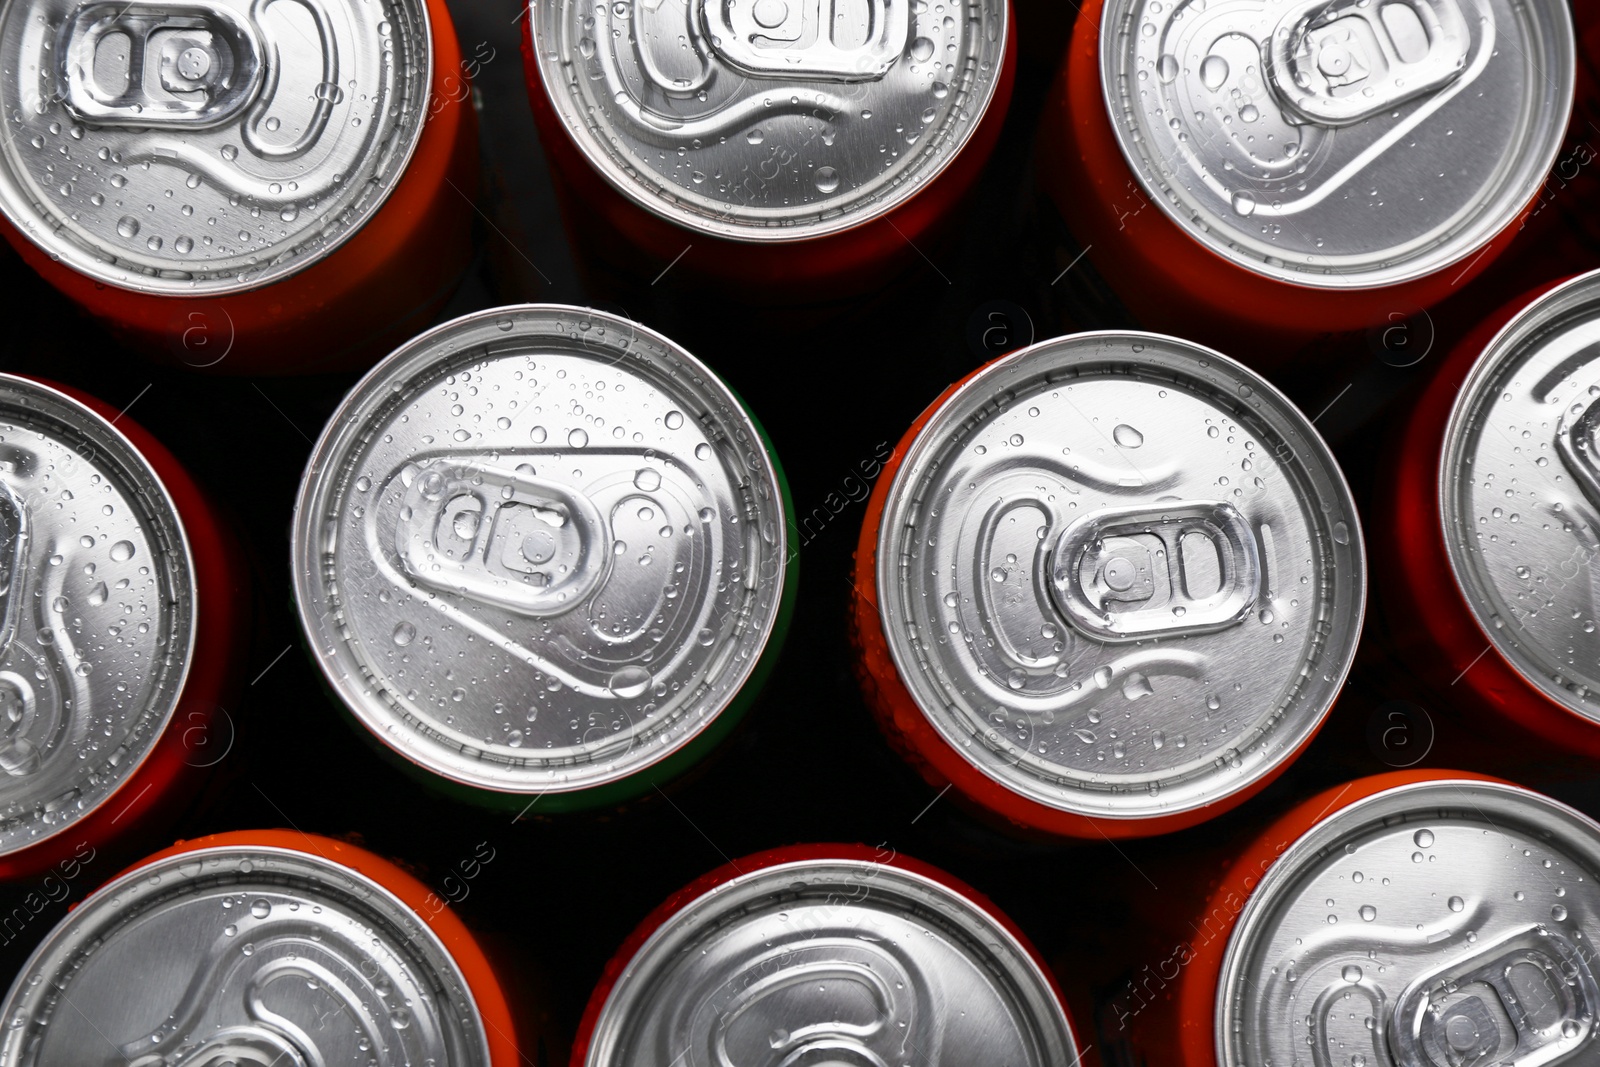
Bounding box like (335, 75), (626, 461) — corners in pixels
(0, 0), (437, 296)
(581, 853), (1077, 1066)
(874, 331), (1366, 820)
(291, 303), (790, 796)
(1438, 268), (1600, 724)
(0, 840), (492, 1064)
(526, 0), (1011, 245)
(0, 373), (197, 859)
(1096, 0), (1576, 291)
(1214, 777), (1600, 1067)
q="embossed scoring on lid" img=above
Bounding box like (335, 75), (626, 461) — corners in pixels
(529, 0), (1009, 241)
(1441, 270), (1600, 724)
(583, 858), (1080, 1067)
(0, 0), (432, 294)
(1219, 780), (1600, 1067)
(1100, 0), (1574, 288)
(0, 375), (194, 857)
(292, 306), (788, 796)
(0, 845), (490, 1066)
(876, 333), (1364, 821)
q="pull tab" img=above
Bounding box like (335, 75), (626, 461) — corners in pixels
(0, 480), (25, 661)
(699, 0), (909, 81)
(1048, 501), (1261, 641)
(394, 460), (610, 617)
(1558, 393), (1600, 511)
(1390, 925), (1598, 1067)
(57, 1), (265, 128)
(1265, 0), (1471, 126)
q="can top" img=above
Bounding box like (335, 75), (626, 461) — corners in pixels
(1099, 0), (1574, 289)
(528, 0), (1009, 243)
(0, 375), (195, 858)
(877, 332), (1364, 822)
(1441, 270), (1600, 724)
(582, 855), (1079, 1066)
(1219, 778), (1600, 1067)
(0, 0), (433, 295)
(293, 305), (789, 797)
(0, 842), (490, 1065)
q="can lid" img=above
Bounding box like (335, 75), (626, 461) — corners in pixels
(0, 0), (433, 295)
(0, 842), (491, 1065)
(0, 375), (195, 858)
(1219, 779), (1600, 1067)
(582, 856), (1079, 1066)
(528, 0), (1008, 243)
(877, 332), (1364, 822)
(1099, 0), (1574, 289)
(292, 305), (789, 798)
(1442, 270), (1600, 723)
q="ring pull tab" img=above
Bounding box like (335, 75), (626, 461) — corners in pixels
(394, 460), (611, 617)
(56, 1), (265, 128)
(1265, 0), (1472, 127)
(699, 0), (909, 81)
(1390, 925), (1599, 1067)
(1048, 501), (1262, 642)
(0, 479), (26, 661)
(241, 0), (339, 161)
(1557, 392), (1600, 512)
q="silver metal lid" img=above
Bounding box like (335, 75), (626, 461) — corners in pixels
(0, 375), (194, 857)
(1219, 778), (1600, 1067)
(0, 842), (491, 1066)
(876, 332), (1364, 822)
(528, 0), (1008, 242)
(0, 0), (432, 295)
(1441, 269), (1600, 724)
(1100, 0), (1574, 288)
(292, 305), (789, 797)
(583, 856), (1079, 1066)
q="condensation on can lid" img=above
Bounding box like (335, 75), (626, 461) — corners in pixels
(0, 375), (194, 858)
(1100, 0), (1574, 289)
(1442, 270), (1600, 724)
(582, 857), (1079, 1066)
(292, 305), (788, 797)
(528, 0), (1008, 242)
(1218, 779), (1600, 1067)
(0, 843), (490, 1065)
(876, 333), (1364, 822)
(0, 0), (433, 295)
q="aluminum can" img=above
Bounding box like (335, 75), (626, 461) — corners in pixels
(0, 830), (527, 1064)
(292, 305), (795, 812)
(0, 374), (245, 882)
(1384, 268), (1600, 759)
(1038, 0), (1577, 354)
(570, 843), (1082, 1067)
(0, 0), (478, 375)
(1120, 770), (1598, 1067)
(521, 0), (1014, 297)
(852, 331), (1366, 838)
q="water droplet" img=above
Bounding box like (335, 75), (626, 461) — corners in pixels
(530, 425), (548, 444)
(568, 428), (589, 448)
(1201, 54), (1230, 90)
(116, 216), (139, 239)
(633, 468), (662, 491)
(1449, 896), (1464, 912)
(1121, 671), (1154, 700)
(909, 37), (934, 62)
(1332, 521), (1350, 545)
(664, 410), (684, 430)
(221, 145), (238, 161)
(814, 166), (840, 194)
(1342, 964), (1362, 983)
(1414, 829), (1434, 848)
(1231, 191), (1257, 217)
(146, 235), (162, 252)
(392, 622), (416, 647)
(87, 582), (108, 606)
(747, 128), (765, 145)
(1093, 666), (1113, 689)
(1157, 54), (1180, 82)
(109, 540), (134, 562)
(174, 236), (193, 254)
(1239, 104), (1259, 123)
(608, 666), (651, 698)
(1113, 423), (1144, 448)
(1554, 904), (1570, 921)
(1360, 904), (1376, 921)
(250, 899), (271, 919)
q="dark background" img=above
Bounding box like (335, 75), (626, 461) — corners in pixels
(3, 1), (1600, 1064)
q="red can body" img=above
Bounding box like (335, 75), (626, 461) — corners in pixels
(570, 842), (1081, 1066)
(1121, 769), (1504, 1067)
(0, 0), (478, 377)
(849, 359), (1333, 841)
(1037, 0), (1553, 359)
(0, 380), (248, 882)
(1379, 276), (1600, 761)
(129, 831), (530, 1065)
(520, 8), (1016, 301)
